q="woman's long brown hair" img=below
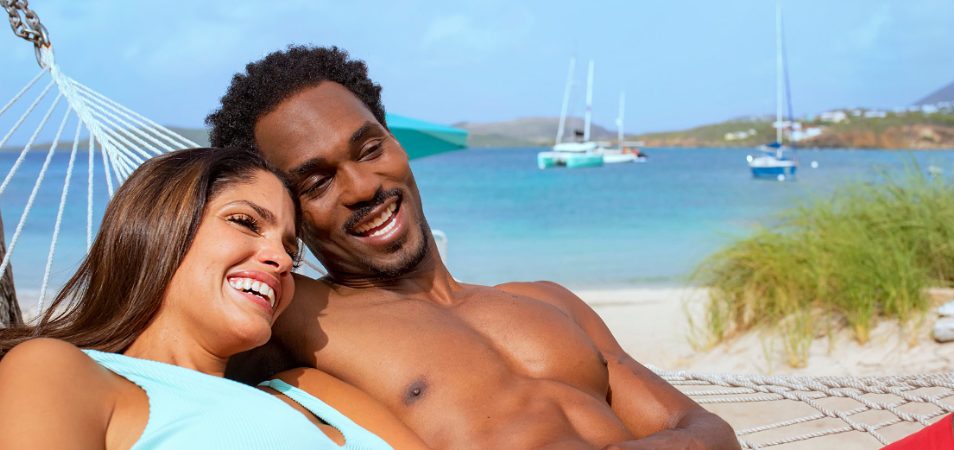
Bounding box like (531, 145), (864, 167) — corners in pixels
(0, 147), (300, 356)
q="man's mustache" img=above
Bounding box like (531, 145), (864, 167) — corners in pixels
(343, 187), (403, 233)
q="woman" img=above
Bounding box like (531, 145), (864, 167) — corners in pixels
(0, 148), (426, 449)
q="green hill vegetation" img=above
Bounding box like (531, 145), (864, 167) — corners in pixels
(693, 169), (954, 367)
(800, 111), (954, 149)
(635, 110), (954, 149)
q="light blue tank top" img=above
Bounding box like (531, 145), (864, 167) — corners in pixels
(83, 350), (393, 450)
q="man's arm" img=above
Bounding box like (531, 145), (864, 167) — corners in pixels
(510, 281), (740, 450)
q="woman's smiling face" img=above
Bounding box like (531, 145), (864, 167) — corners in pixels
(163, 169), (299, 355)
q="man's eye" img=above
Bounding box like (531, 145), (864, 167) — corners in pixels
(286, 246), (303, 269)
(360, 141), (384, 160)
(227, 214), (260, 233)
(301, 177), (331, 197)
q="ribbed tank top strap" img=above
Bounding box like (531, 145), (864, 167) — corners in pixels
(81, 349), (181, 449)
(83, 349), (178, 389)
(259, 379), (393, 450)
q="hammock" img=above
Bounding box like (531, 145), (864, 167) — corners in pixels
(0, 2), (950, 448)
(655, 368), (954, 448)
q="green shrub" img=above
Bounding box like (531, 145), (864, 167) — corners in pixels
(695, 169), (952, 366)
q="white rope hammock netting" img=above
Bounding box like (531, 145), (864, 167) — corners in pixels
(0, 17), (951, 450)
(654, 368), (954, 448)
(0, 47), (198, 314)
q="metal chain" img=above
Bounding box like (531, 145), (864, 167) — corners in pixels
(1, 0), (51, 67)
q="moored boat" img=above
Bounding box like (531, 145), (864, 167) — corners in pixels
(539, 59), (604, 169)
(748, 0), (798, 181)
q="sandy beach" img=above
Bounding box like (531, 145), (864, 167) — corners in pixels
(577, 286), (954, 376)
(577, 286), (954, 449)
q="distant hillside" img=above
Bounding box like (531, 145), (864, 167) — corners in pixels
(455, 116), (615, 148)
(633, 110), (954, 149)
(1, 126), (210, 153)
(915, 81), (954, 106)
(634, 118), (776, 148)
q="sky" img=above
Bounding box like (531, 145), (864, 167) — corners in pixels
(1, 0), (952, 134)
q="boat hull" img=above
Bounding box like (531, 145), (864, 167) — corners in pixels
(538, 151), (604, 169)
(602, 152), (636, 164)
(748, 154), (797, 180)
(750, 165), (797, 179)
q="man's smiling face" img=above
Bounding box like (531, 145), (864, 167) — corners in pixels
(253, 82), (431, 281)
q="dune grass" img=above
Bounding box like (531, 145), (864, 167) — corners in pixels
(693, 169), (954, 367)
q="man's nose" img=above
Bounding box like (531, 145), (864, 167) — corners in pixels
(338, 162), (380, 206)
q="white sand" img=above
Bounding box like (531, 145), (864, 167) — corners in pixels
(576, 286), (954, 448)
(576, 286), (954, 376)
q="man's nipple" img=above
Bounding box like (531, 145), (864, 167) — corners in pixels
(403, 378), (428, 406)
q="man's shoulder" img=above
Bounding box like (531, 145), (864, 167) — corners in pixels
(292, 273), (334, 291)
(289, 273), (336, 306)
(494, 280), (583, 309)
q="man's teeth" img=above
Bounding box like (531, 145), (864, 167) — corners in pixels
(354, 203), (397, 235)
(228, 277), (275, 308)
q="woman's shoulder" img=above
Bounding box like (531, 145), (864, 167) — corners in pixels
(0, 338), (119, 448)
(3, 337), (93, 367)
(0, 338), (115, 390)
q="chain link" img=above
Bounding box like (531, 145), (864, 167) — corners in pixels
(2, 0), (51, 67)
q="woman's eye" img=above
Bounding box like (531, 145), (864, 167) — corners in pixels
(227, 214), (260, 233)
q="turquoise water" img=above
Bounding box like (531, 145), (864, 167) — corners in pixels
(412, 147), (954, 288)
(3, 147), (954, 299)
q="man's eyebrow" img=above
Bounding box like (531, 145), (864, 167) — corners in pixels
(349, 121), (375, 144)
(291, 157), (330, 179)
(289, 121), (380, 178)
(228, 200), (275, 225)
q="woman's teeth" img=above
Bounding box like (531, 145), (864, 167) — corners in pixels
(354, 202), (397, 235)
(228, 277), (275, 308)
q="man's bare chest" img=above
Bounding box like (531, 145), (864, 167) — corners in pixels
(311, 291), (610, 402)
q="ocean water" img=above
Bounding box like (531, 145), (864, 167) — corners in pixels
(412, 147), (954, 288)
(3, 147), (954, 305)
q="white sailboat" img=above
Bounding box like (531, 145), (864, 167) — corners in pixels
(747, 0), (797, 180)
(538, 59), (604, 169)
(600, 91), (647, 164)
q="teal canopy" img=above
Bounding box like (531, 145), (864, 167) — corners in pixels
(385, 113), (468, 159)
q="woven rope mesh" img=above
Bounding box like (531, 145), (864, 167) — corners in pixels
(654, 368), (954, 448)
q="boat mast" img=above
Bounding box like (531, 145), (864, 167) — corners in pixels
(780, 0), (795, 137)
(617, 91), (625, 148)
(555, 58), (576, 145)
(775, 0), (784, 146)
(584, 60), (594, 142)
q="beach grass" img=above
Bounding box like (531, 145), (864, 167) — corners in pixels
(694, 168), (953, 366)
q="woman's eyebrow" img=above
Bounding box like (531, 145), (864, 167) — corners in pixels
(226, 200), (275, 225)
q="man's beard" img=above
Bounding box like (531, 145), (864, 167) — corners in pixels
(361, 217), (431, 279)
(311, 187), (433, 281)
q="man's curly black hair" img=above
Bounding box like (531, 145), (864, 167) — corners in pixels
(206, 45), (386, 151)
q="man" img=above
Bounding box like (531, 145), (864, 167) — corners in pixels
(208, 45), (739, 450)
